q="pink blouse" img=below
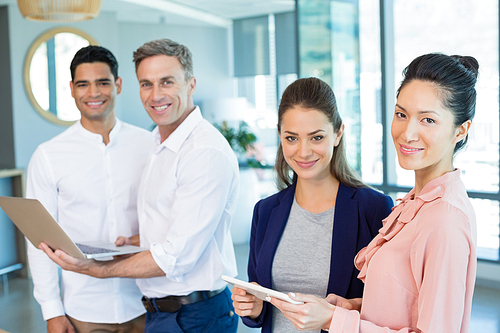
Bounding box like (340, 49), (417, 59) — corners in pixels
(329, 170), (477, 332)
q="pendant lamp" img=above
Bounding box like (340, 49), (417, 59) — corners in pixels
(17, 0), (101, 21)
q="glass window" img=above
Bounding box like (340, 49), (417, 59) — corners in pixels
(236, 74), (280, 168)
(472, 198), (500, 261)
(359, 0), (383, 184)
(30, 33), (89, 121)
(393, 0), (499, 192)
(298, 0), (384, 183)
(330, 1), (361, 173)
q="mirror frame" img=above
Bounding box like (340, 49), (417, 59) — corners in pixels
(23, 27), (98, 126)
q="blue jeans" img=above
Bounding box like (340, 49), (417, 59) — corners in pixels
(144, 287), (238, 333)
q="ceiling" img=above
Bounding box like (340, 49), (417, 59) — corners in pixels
(102, 0), (295, 26)
(0, 0), (295, 26)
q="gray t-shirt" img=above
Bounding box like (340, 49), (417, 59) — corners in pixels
(271, 197), (334, 333)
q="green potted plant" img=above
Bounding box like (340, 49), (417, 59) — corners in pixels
(214, 121), (264, 168)
(214, 120), (264, 244)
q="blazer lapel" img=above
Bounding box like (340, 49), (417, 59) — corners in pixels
(327, 183), (359, 296)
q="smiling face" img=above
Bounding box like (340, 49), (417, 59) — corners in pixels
(278, 106), (343, 183)
(391, 80), (469, 180)
(70, 62), (121, 123)
(136, 55), (196, 140)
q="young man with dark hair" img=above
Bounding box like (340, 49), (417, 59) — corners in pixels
(27, 45), (151, 333)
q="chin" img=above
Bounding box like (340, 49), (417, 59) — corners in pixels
(397, 161), (420, 171)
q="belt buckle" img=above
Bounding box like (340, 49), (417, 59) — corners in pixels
(141, 296), (156, 312)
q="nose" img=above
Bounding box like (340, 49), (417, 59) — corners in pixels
(298, 140), (312, 158)
(401, 119), (419, 142)
(151, 84), (164, 102)
(88, 83), (101, 97)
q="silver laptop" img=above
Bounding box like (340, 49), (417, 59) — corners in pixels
(0, 196), (147, 260)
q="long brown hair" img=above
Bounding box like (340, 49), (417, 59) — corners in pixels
(275, 77), (368, 190)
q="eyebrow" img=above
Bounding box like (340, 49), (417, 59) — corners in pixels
(395, 104), (440, 116)
(138, 76), (176, 84)
(284, 129), (326, 136)
(74, 78), (112, 85)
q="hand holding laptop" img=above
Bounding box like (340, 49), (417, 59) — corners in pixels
(0, 196), (147, 260)
(38, 241), (97, 275)
(115, 234), (141, 247)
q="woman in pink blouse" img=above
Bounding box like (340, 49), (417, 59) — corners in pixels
(270, 53), (479, 332)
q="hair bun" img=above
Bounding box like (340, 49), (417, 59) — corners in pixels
(452, 55), (479, 78)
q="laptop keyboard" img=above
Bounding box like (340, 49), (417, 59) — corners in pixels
(75, 243), (115, 255)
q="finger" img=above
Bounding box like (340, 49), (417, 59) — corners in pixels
(235, 308), (255, 317)
(270, 296), (286, 309)
(115, 236), (128, 246)
(39, 242), (63, 264)
(40, 243), (83, 269)
(288, 292), (318, 303)
(325, 294), (341, 305)
(233, 300), (257, 310)
(342, 302), (354, 310)
(232, 286), (250, 296)
(270, 296), (302, 314)
(54, 249), (83, 265)
(233, 294), (256, 302)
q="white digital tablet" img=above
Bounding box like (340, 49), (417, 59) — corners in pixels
(222, 275), (304, 305)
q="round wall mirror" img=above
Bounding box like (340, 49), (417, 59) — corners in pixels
(24, 27), (98, 126)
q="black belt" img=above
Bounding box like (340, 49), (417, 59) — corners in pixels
(142, 287), (226, 313)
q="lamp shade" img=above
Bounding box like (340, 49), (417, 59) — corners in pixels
(17, 0), (101, 21)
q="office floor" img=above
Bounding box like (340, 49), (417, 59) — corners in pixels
(0, 243), (499, 333)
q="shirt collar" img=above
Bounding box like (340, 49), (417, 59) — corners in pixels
(415, 168), (460, 200)
(76, 119), (121, 145)
(390, 169), (461, 224)
(152, 106), (203, 153)
(108, 119), (122, 144)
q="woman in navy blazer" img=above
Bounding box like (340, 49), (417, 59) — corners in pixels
(232, 78), (393, 332)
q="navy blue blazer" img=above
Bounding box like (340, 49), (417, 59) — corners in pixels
(241, 182), (393, 331)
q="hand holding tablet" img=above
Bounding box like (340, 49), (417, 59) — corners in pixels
(222, 275), (304, 305)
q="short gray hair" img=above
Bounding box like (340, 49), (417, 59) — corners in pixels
(133, 39), (193, 81)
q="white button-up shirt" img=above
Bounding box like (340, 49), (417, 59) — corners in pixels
(26, 119), (152, 323)
(136, 107), (239, 297)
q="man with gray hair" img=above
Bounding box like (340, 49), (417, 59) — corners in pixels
(40, 39), (240, 333)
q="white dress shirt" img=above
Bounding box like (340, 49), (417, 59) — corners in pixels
(136, 107), (239, 298)
(26, 119), (152, 323)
